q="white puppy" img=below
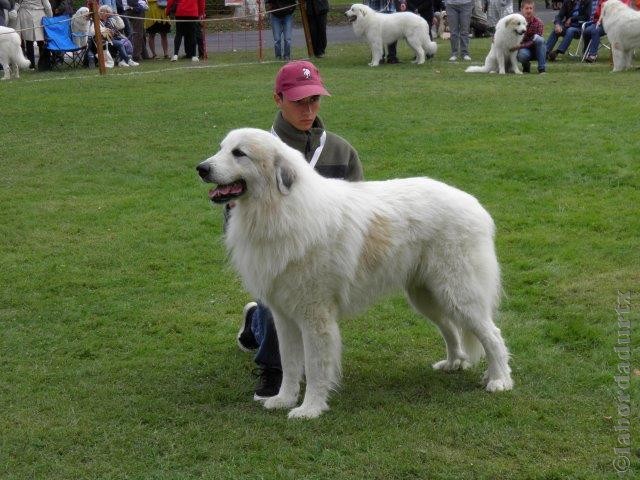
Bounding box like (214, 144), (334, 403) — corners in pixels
(0, 26), (31, 80)
(71, 6), (92, 48)
(465, 13), (527, 74)
(345, 3), (437, 66)
(600, 0), (640, 72)
(197, 128), (514, 419)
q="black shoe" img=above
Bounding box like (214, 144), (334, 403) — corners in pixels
(548, 50), (559, 61)
(522, 62), (531, 73)
(253, 367), (282, 401)
(237, 302), (258, 352)
(387, 56), (399, 64)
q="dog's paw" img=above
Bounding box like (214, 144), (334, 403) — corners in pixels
(263, 394), (298, 410)
(432, 358), (471, 371)
(287, 404), (328, 419)
(484, 376), (514, 392)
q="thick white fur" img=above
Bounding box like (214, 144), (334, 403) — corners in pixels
(0, 26), (31, 80)
(345, 3), (437, 66)
(198, 128), (513, 419)
(465, 13), (527, 74)
(600, 0), (640, 72)
(71, 7), (92, 48)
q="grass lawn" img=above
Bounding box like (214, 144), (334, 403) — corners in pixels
(1, 35), (639, 479)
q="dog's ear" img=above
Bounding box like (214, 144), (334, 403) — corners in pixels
(275, 156), (296, 195)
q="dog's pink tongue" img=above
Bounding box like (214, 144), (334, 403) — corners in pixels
(209, 183), (242, 200)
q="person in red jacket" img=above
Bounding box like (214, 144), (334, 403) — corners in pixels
(166, 0), (204, 62)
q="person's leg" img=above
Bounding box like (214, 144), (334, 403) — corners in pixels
(446, 4), (461, 58)
(173, 19), (184, 58)
(317, 12), (327, 55)
(25, 41), (35, 69)
(586, 24), (604, 58)
(271, 14), (283, 59)
(458, 1), (473, 58)
(160, 31), (169, 57)
(184, 19), (197, 58)
(556, 25), (579, 54)
(533, 34), (547, 71)
(148, 32), (157, 58)
(516, 46), (532, 72)
(545, 29), (559, 53)
(253, 303), (282, 369)
(283, 13), (293, 59)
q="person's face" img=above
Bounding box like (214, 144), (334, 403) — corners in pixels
(274, 94), (321, 132)
(521, 3), (534, 20)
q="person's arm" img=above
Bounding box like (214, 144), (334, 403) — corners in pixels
(346, 149), (364, 182)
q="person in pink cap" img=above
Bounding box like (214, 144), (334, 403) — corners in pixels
(234, 60), (363, 401)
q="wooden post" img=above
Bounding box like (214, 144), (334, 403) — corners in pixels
(90, 0), (106, 75)
(298, 0), (314, 58)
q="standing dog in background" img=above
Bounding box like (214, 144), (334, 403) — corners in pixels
(0, 26), (31, 80)
(600, 0), (640, 72)
(197, 128), (514, 419)
(465, 13), (527, 74)
(345, 3), (437, 66)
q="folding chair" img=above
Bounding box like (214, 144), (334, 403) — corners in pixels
(42, 15), (87, 69)
(567, 22), (589, 59)
(580, 22), (611, 62)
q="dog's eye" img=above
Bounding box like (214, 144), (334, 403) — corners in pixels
(231, 148), (246, 158)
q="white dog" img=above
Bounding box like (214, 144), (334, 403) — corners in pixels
(465, 13), (527, 74)
(0, 26), (31, 80)
(71, 7), (92, 48)
(345, 3), (437, 66)
(600, 0), (640, 72)
(197, 128), (513, 419)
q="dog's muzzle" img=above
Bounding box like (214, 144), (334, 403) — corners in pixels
(345, 13), (357, 22)
(196, 162), (247, 204)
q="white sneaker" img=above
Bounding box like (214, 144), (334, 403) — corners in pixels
(449, 55), (457, 62)
(171, 54), (178, 62)
(463, 55), (472, 61)
(191, 56), (199, 62)
(118, 60), (129, 67)
(127, 59), (139, 67)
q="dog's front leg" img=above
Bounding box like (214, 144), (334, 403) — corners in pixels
(510, 52), (522, 74)
(497, 54), (506, 74)
(370, 40), (383, 66)
(288, 313), (341, 419)
(263, 312), (302, 410)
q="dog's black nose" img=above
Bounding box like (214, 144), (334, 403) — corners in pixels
(196, 163), (210, 179)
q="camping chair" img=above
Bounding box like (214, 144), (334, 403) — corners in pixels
(578, 22), (611, 62)
(42, 15), (87, 69)
(567, 23), (589, 59)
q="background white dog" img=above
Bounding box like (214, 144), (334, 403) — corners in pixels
(197, 128), (513, 419)
(345, 3), (437, 66)
(465, 13), (527, 74)
(71, 7), (92, 48)
(0, 26), (31, 80)
(600, 0), (640, 72)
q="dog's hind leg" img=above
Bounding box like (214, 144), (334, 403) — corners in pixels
(406, 286), (473, 371)
(1, 63), (10, 81)
(263, 311), (303, 411)
(288, 307), (341, 419)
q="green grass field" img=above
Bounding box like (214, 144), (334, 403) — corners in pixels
(1, 36), (639, 479)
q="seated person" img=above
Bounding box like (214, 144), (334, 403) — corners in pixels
(98, 4), (139, 67)
(513, 0), (546, 73)
(546, 0), (591, 61)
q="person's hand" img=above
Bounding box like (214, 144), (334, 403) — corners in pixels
(555, 24), (563, 34)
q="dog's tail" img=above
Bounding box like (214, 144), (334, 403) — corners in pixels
(465, 65), (491, 73)
(424, 38), (438, 57)
(461, 328), (485, 365)
(11, 33), (32, 70)
(16, 51), (31, 70)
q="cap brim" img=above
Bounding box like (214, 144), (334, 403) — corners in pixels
(282, 85), (331, 101)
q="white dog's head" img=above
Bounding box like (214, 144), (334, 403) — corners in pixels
(197, 128), (305, 204)
(345, 3), (370, 23)
(504, 13), (527, 36)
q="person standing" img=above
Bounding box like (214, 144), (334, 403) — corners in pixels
(445, 0), (474, 61)
(145, 0), (170, 59)
(267, 0), (296, 60)
(305, 0), (328, 57)
(166, 0), (204, 62)
(16, 0), (53, 69)
(234, 60), (363, 401)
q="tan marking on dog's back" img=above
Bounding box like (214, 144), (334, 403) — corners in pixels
(359, 213), (393, 271)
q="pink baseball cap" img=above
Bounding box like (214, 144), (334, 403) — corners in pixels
(275, 61), (331, 101)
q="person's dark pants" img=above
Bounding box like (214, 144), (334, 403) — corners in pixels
(175, 17), (198, 57)
(308, 13), (327, 56)
(128, 14), (147, 61)
(253, 303), (281, 369)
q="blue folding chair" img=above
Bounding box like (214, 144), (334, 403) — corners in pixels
(42, 15), (88, 69)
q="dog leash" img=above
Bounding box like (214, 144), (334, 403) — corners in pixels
(270, 127), (326, 170)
